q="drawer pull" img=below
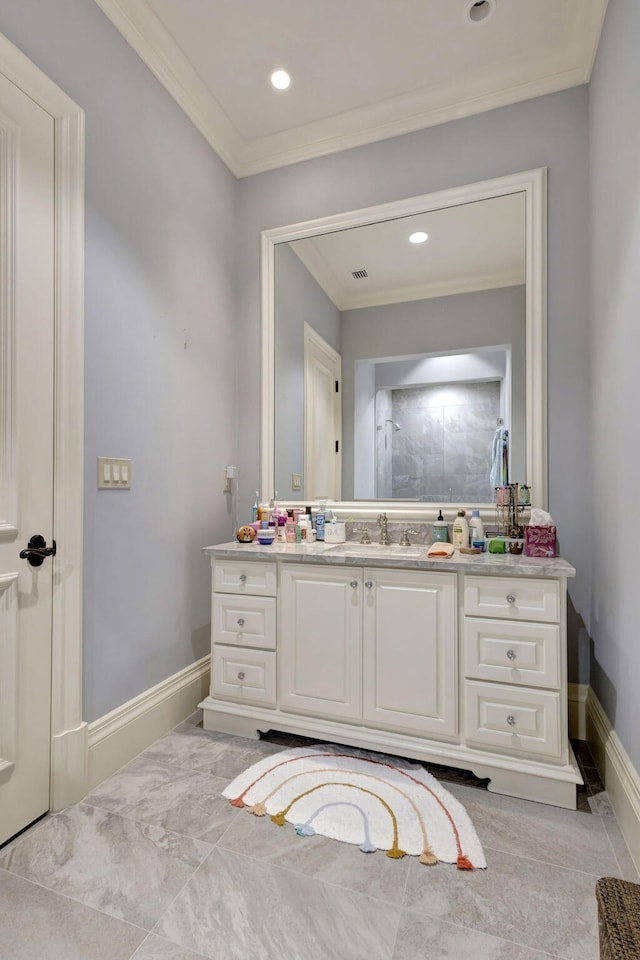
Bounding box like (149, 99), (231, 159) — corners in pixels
(365, 580), (373, 589)
(506, 714), (516, 726)
(239, 574), (247, 583)
(237, 671), (246, 681)
(350, 580), (358, 589)
(237, 618), (245, 627)
(506, 594), (516, 605)
(506, 649), (516, 661)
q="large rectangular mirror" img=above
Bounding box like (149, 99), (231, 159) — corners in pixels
(261, 169), (547, 518)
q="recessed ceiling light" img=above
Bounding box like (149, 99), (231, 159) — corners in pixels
(409, 231), (429, 244)
(270, 69), (291, 91)
(465, 0), (496, 24)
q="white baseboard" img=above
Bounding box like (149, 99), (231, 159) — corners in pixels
(586, 687), (640, 872)
(87, 656), (210, 791)
(568, 682), (589, 740)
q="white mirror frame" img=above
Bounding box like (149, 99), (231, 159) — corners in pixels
(261, 167), (547, 519)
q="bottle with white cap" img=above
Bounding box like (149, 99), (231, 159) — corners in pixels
(469, 509), (485, 550)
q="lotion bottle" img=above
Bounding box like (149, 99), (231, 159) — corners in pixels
(469, 510), (485, 550)
(452, 510), (469, 549)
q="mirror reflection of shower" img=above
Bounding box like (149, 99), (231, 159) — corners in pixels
(372, 347), (509, 501)
(384, 419), (401, 448)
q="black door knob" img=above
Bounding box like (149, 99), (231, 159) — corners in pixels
(19, 535), (56, 567)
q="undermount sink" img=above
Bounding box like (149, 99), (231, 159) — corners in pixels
(324, 542), (423, 559)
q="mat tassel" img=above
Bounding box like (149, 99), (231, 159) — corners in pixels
(359, 841), (377, 854)
(457, 854), (474, 870)
(229, 797), (245, 808)
(271, 811), (287, 826)
(386, 847), (407, 859)
(248, 802), (267, 817)
(419, 847), (439, 866)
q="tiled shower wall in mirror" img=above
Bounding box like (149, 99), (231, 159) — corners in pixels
(376, 380), (500, 501)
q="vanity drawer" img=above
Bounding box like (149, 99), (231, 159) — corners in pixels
(464, 576), (560, 623)
(213, 560), (277, 597)
(465, 680), (561, 758)
(212, 645), (276, 706)
(464, 618), (560, 689)
(212, 594), (276, 649)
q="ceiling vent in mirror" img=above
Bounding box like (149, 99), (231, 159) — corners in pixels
(466, 0), (496, 24)
(351, 269), (368, 279)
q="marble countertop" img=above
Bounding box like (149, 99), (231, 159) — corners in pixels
(203, 540), (576, 578)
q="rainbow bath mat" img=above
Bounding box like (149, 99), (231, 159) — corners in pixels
(224, 745), (486, 870)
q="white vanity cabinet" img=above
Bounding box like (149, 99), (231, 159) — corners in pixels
(362, 568), (457, 737)
(201, 546), (581, 809)
(210, 560), (277, 708)
(279, 564), (363, 720)
(278, 564), (457, 736)
(463, 575), (565, 763)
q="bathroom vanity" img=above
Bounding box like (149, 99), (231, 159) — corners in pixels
(200, 541), (581, 809)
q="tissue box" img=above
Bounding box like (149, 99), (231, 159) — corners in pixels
(524, 525), (556, 558)
(324, 521), (346, 543)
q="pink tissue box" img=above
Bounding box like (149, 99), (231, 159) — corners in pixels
(524, 525), (557, 558)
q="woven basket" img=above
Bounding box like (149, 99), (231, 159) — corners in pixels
(596, 877), (640, 959)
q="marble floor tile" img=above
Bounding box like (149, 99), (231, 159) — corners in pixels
(155, 845), (400, 960)
(85, 757), (238, 843)
(444, 781), (621, 877)
(392, 911), (562, 960)
(402, 846), (599, 960)
(0, 802), (212, 930)
(140, 724), (282, 779)
(0, 869), (146, 960)
(132, 935), (211, 960)
(218, 803), (410, 905)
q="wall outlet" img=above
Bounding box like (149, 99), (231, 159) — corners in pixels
(291, 473), (302, 491)
(98, 457), (132, 489)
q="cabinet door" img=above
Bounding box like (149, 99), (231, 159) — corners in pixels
(363, 569), (457, 737)
(279, 564), (362, 720)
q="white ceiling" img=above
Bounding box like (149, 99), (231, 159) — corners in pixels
(94, 0), (608, 178)
(287, 191), (526, 309)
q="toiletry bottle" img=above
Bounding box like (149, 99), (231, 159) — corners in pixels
(433, 509), (449, 543)
(251, 491), (259, 524)
(469, 510), (485, 550)
(452, 510), (469, 549)
(295, 522), (302, 544)
(285, 518), (296, 543)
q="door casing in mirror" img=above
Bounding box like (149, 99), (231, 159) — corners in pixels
(261, 168), (547, 518)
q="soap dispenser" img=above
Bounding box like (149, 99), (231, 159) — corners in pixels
(433, 509), (449, 543)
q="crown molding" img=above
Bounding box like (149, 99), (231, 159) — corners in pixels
(95, 0), (603, 178)
(93, 0), (243, 174)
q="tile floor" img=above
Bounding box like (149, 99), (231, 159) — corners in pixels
(0, 715), (636, 960)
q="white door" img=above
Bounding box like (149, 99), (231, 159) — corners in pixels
(303, 322), (341, 501)
(279, 564), (362, 720)
(0, 73), (55, 845)
(362, 569), (458, 737)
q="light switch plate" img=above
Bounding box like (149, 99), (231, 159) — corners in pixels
(291, 474), (302, 491)
(98, 457), (132, 489)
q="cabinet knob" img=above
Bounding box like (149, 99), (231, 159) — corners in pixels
(237, 671), (245, 681)
(350, 580), (358, 589)
(239, 573), (247, 583)
(506, 714), (516, 726)
(506, 649), (516, 661)
(506, 594), (516, 605)
(365, 580), (373, 589)
(237, 618), (245, 627)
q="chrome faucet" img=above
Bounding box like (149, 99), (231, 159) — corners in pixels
(399, 528), (418, 546)
(357, 525), (372, 544)
(377, 513), (392, 545)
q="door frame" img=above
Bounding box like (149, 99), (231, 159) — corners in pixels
(0, 33), (86, 811)
(303, 322), (342, 501)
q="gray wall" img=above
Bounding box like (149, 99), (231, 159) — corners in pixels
(589, 0), (640, 767)
(0, 0), (240, 721)
(238, 92), (590, 684)
(342, 285), (526, 500)
(274, 244), (340, 500)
